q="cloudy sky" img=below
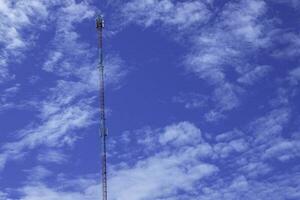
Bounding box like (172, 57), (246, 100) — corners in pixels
(0, 0), (300, 199)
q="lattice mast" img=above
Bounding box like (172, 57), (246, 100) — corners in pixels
(96, 16), (108, 200)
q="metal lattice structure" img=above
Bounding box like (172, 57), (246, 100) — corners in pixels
(96, 15), (108, 200)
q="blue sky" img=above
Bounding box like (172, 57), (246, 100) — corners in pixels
(0, 0), (300, 199)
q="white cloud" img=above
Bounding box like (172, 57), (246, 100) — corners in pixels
(172, 92), (208, 109)
(91, 121), (216, 200)
(110, 157), (217, 200)
(215, 129), (245, 142)
(159, 121), (202, 146)
(288, 67), (300, 85)
(14, 121), (216, 200)
(104, 55), (128, 87)
(214, 138), (249, 158)
(200, 173), (300, 200)
(121, 0), (274, 120)
(0, 0), (50, 82)
(272, 32), (300, 59)
(0, 83), (20, 112)
(37, 150), (68, 164)
(240, 161), (271, 178)
(0, 0), (126, 171)
(0, 99), (95, 170)
(20, 184), (100, 200)
(25, 166), (52, 181)
(263, 140), (300, 161)
(185, 0), (271, 118)
(222, 0), (268, 45)
(0, 191), (8, 200)
(250, 108), (290, 144)
(6, 117), (300, 200)
(105, 122), (217, 200)
(42, 1), (95, 77)
(237, 65), (272, 85)
(42, 1), (126, 89)
(1, 1), (299, 199)
(122, 0), (210, 29)
(185, 0), (270, 81)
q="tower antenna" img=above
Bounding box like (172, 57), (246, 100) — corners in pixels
(96, 15), (108, 200)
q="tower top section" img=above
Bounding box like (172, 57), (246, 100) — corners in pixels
(96, 16), (104, 29)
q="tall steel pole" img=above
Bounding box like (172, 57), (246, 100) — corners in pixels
(96, 15), (108, 200)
